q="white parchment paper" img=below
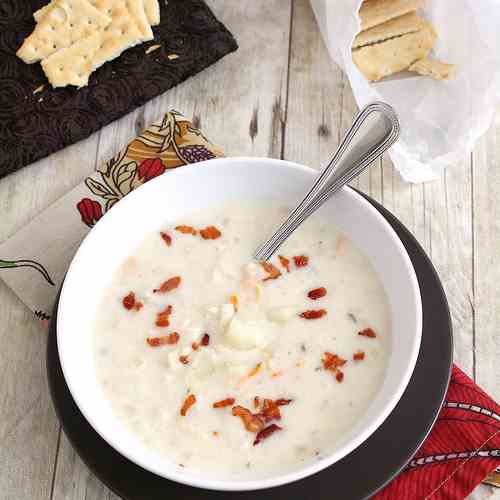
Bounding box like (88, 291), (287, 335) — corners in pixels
(311, 0), (500, 182)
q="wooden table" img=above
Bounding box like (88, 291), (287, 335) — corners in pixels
(1, 1), (498, 498)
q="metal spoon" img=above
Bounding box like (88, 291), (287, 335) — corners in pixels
(253, 101), (400, 261)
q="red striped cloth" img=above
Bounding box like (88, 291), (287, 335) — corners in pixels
(375, 366), (500, 499)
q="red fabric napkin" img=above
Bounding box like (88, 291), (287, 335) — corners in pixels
(375, 365), (500, 499)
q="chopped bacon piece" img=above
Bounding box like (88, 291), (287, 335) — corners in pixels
(147, 332), (180, 347)
(200, 333), (210, 346)
(278, 255), (290, 273)
(358, 328), (376, 338)
(191, 342), (199, 351)
(213, 398), (235, 408)
(260, 399), (281, 422)
(155, 305), (173, 327)
(180, 394), (196, 416)
(230, 294), (239, 312)
(336, 370), (344, 383)
(293, 255), (309, 267)
(153, 276), (181, 294)
(353, 350), (365, 361)
(275, 398), (293, 406)
(160, 232), (172, 246)
(232, 406), (265, 433)
(175, 225), (197, 235)
(299, 309), (327, 320)
(212, 431), (219, 437)
(253, 424), (282, 446)
(200, 226), (222, 240)
(254, 396), (261, 409)
(307, 287), (327, 300)
(322, 352), (347, 372)
(261, 262), (281, 281)
(122, 292), (143, 311)
(179, 355), (190, 365)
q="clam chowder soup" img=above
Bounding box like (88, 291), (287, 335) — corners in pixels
(92, 203), (390, 477)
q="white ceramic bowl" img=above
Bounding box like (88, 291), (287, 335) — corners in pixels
(57, 157), (422, 491)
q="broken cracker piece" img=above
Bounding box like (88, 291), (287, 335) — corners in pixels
(409, 58), (456, 80)
(33, 3), (54, 22)
(352, 23), (436, 81)
(353, 11), (427, 49)
(359, 0), (425, 31)
(17, 0), (111, 64)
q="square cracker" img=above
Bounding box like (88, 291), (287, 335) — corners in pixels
(353, 12), (427, 49)
(409, 58), (456, 80)
(352, 23), (436, 81)
(144, 0), (160, 25)
(42, 1), (144, 87)
(35, 0), (157, 32)
(359, 0), (425, 31)
(93, 0), (153, 41)
(17, 0), (111, 63)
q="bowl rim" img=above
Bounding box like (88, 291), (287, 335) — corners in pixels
(57, 156), (422, 491)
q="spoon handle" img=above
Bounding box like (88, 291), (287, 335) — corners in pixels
(253, 101), (400, 261)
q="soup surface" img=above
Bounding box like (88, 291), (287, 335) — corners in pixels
(92, 202), (391, 478)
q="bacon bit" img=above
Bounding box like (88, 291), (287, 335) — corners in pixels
(271, 370), (284, 378)
(358, 328), (377, 338)
(147, 332), (179, 347)
(200, 226), (222, 240)
(179, 355), (190, 365)
(322, 352), (347, 372)
(278, 255), (290, 273)
(353, 350), (365, 361)
(153, 276), (181, 294)
(261, 399), (281, 422)
(275, 398), (293, 406)
(175, 225), (197, 235)
(123, 292), (143, 311)
(254, 396), (261, 409)
(261, 262), (281, 281)
(307, 287), (327, 300)
(253, 424), (282, 446)
(213, 397), (235, 408)
(299, 309), (327, 320)
(293, 255), (309, 267)
(212, 431), (219, 437)
(200, 333), (210, 346)
(180, 394), (196, 416)
(160, 232), (172, 246)
(191, 342), (199, 351)
(232, 406), (265, 433)
(336, 370), (344, 383)
(230, 294), (239, 312)
(155, 305), (173, 327)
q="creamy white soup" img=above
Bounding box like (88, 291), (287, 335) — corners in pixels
(92, 202), (390, 478)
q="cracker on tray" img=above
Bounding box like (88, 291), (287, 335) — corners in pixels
(17, 0), (111, 63)
(42, 0), (145, 87)
(352, 23), (436, 81)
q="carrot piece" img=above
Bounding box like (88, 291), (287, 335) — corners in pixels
(175, 225), (197, 235)
(180, 394), (196, 416)
(146, 332), (179, 347)
(358, 328), (376, 338)
(307, 287), (327, 300)
(213, 398), (235, 408)
(260, 262), (281, 281)
(253, 424), (282, 445)
(278, 255), (290, 273)
(299, 309), (327, 320)
(200, 226), (222, 240)
(153, 276), (181, 294)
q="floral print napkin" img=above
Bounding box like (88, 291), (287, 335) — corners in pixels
(0, 110), (222, 322)
(0, 110), (498, 498)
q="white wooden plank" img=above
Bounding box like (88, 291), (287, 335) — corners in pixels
(422, 164), (474, 376)
(472, 107), (500, 397)
(283, 0), (343, 170)
(51, 434), (120, 500)
(51, 2), (293, 498)
(0, 285), (60, 500)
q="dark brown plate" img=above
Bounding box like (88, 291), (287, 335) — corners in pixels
(47, 193), (452, 499)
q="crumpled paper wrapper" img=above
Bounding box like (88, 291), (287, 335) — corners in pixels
(311, 0), (500, 182)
